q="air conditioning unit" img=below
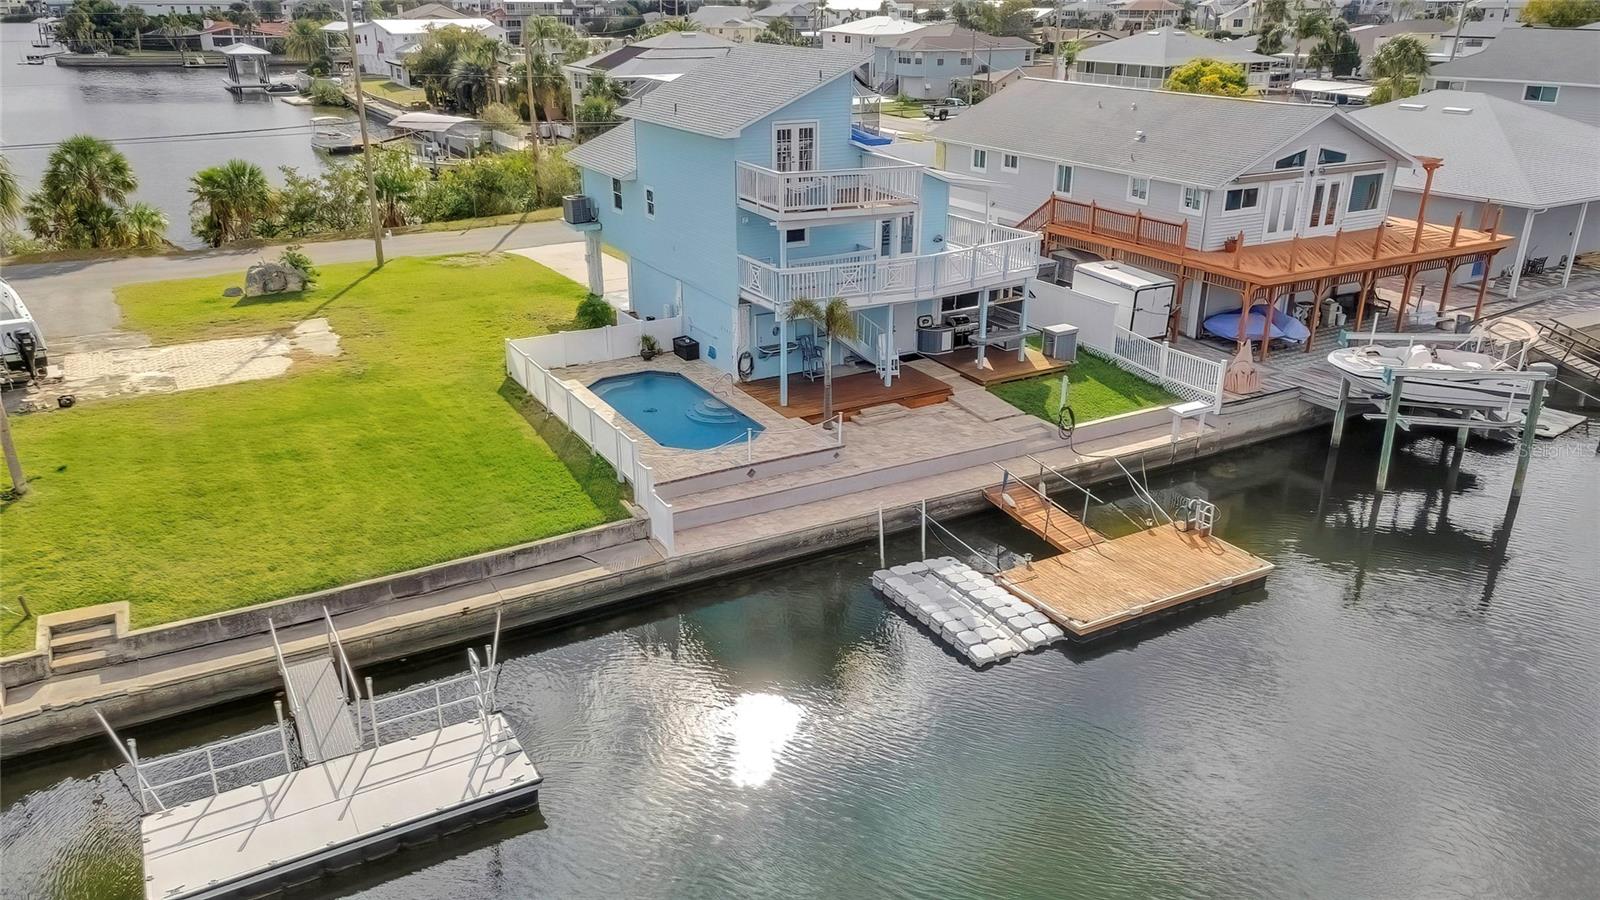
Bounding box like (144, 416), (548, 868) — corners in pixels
(562, 194), (596, 226)
(1041, 323), (1078, 362)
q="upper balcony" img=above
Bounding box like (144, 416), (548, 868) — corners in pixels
(738, 214), (1043, 309)
(735, 161), (923, 222)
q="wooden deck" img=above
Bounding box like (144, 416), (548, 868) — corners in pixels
(928, 345), (1069, 385)
(984, 485), (1272, 639)
(738, 366), (953, 422)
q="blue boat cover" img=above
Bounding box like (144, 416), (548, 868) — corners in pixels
(1203, 308), (1308, 343)
(851, 124), (893, 146)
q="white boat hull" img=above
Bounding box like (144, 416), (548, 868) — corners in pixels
(1327, 346), (1531, 409)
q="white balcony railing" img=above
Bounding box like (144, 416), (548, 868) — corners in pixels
(736, 161), (922, 217)
(738, 216), (1042, 309)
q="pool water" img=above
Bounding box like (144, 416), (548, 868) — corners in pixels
(589, 372), (765, 450)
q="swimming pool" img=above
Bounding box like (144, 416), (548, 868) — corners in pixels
(589, 371), (765, 450)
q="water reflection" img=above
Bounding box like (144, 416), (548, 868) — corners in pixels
(713, 693), (805, 788)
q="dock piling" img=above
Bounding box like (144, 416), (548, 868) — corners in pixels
(1511, 377), (1546, 498)
(1376, 375), (1405, 492)
(919, 499), (927, 559)
(1331, 378), (1351, 449)
(877, 506), (886, 569)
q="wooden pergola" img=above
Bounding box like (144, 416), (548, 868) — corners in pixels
(1017, 162), (1515, 360)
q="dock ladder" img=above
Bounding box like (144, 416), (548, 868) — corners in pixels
(269, 610), (365, 764)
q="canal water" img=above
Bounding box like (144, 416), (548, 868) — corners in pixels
(1, 23), (363, 249)
(3, 423), (1598, 899)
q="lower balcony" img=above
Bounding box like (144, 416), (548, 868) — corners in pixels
(737, 216), (1043, 309)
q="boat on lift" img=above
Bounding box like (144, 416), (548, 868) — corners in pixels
(1326, 319), (1541, 409)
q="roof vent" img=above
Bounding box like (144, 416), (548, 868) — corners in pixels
(1442, 106), (1473, 115)
(1398, 102), (1427, 111)
(1130, 101), (1137, 110)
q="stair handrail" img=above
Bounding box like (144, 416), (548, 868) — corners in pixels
(267, 619), (308, 729)
(321, 606), (362, 708)
(1111, 456), (1174, 527)
(1027, 454), (1150, 534)
(991, 463), (1100, 550)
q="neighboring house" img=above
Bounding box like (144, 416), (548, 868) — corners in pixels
(875, 25), (1037, 99)
(564, 43), (1042, 404)
(821, 15), (924, 60)
(1031, 24), (1126, 54)
(327, 18), (504, 84)
(932, 78), (1508, 345)
(1421, 19), (1519, 62)
(688, 5), (765, 42)
(823, 0), (913, 24)
(752, 0), (817, 32)
(396, 3), (473, 18)
(1071, 28), (1287, 93)
(1427, 27), (1600, 126)
(1347, 19), (1452, 65)
(491, 1), (579, 46)
(564, 31), (735, 115)
(1214, 0), (1342, 35)
(1353, 90), (1600, 297)
(1114, 0), (1182, 32)
(197, 20), (289, 53)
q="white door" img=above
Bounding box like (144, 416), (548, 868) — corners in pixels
(1302, 175), (1346, 237)
(877, 213), (916, 257)
(1262, 181), (1300, 241)
(774, 122), (817, 173)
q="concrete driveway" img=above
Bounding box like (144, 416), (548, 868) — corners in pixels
(2, 218), (576, 347)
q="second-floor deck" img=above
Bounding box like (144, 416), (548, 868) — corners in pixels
(738, 215), (1043, 309)
(736, 161), (923, 220)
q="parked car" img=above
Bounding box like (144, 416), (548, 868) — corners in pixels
(923, 98), (968, 120)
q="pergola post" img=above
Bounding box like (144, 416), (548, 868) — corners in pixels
(1305, 275), (1331, 352)
(1394, 263), (1419, 332)
(1354, 269), (1376, 330)
(1472, 251), (1497, 321)
(1438, 259), (1458, 314)
(1411, 158), (1442, 254)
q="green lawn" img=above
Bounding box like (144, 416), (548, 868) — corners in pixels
(989, 352), (1178, 424)
(0, 254), (627, 654)
(879, 99), (926, 118)
(359, 76), (427, 106)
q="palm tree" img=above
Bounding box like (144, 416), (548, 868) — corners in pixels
(582, 71), (627, 105)
(124, 7), (151, 52)
(284, 18), (326, 65)
(0, 156), (20, 229)
(117, 202), (169, 249)
(785, 297), (858, 428)
(189, 159), (277, 246)
(1289, 10), (1328, 83)
(23, 135), (138, 248)
(1368, 35), (1430, 103)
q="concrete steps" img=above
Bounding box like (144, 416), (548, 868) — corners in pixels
(48, 613), (122, 673)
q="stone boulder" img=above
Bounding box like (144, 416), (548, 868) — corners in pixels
(244, 263), (307, 297)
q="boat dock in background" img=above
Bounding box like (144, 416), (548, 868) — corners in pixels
(97, 610), (541, 900)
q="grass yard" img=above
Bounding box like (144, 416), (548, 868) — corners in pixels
(0, 254), (627, 654)
(360, 76), (427, 106)
(879, 99), (926, 118)
(988, 352), (1178, 424)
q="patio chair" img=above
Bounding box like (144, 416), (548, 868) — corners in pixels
(796, 334), (824, 381)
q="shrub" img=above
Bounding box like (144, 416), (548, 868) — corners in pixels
(279, 244), (318, 283)
(307, 78), (346, 107)
(574, 294), (615, 330)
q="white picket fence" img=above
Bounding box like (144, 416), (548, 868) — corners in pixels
(504, 319), (682, 555)
(1093, 326), (1226, 413)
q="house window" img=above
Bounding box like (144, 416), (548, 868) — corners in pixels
(937, 56), (946, 66)
(899, 213), (915, 255)
(971, 147), (987, 172)
(843, 35), (850, 43)
(1523, 85), (1559, 103)
(1317, 149), (1348, 165)
(1274, 150), (1307, 170)
(774, 121), (817, 173)
(1182, 186), (1204, 214)
(1232, 17), (1244, 27)
(898, 54), (912, 63)
(1434, 79), (1462, 91)
(960, 55), (971, 65)
(1001, 153), (1019, 172)
(784, 227), (808, 247)
(1348, 173), (1383, 212)
(645, 186), (656, 218)
(1128, 176), (1149, 204)
(914, 53), (923, 63)
(1054, 164), (1073, 195)
(611, 177), (622, 211)
(1224, 187), (1258, 210)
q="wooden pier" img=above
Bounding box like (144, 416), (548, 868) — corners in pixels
(983, 479), (1272, 638)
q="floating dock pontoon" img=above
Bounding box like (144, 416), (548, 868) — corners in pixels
(872, 557), (1066, 666)
(98, 610), (540, 900)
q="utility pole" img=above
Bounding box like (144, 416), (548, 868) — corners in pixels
(343, 0), (385, 268)
(525, 27), (539, 154)
(1, 401), (25, 497)
(1053, 0), (1064, 81)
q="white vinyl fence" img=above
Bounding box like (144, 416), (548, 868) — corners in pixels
(505, 317), (683, 555)
(1092, 327), (1226, 413)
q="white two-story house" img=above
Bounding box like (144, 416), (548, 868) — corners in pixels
(1427, 27), (1600, 127)
(934, 78), (1510, 350)
(565, 43), (1042, 405)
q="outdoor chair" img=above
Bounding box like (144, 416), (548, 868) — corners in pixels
(796, 334), (824, 381)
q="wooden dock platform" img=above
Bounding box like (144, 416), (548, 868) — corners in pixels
(985, 483), (1272, 638)
(141, 714), (541, 900)
(739, 365), (952, 422)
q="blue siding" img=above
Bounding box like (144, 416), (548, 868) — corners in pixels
(736, 76), (859, 170)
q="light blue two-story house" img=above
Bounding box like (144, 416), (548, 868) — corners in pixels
(565, 43), (1041, 407)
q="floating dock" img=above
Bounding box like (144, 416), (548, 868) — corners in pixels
(984, 463), (1273, 639)
(872, 557), (1066, 666)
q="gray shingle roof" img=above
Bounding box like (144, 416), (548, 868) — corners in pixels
(934, 78), (1372, 188)
(882, 24), (1035, 52)
(567, 120), (637, 180)
(1430, 27), (1600, 86)
(1352, 90), (1600, 207)
(621, 43), (869, 138)
(689, 5), (759, 27)
(1076, 28), (1279, 67)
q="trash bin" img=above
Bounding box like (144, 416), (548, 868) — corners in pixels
(672, 336), (700, 361)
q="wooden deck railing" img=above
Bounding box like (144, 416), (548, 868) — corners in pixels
(1020, 196), (1189, 253)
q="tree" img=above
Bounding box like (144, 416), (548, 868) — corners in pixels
(756, 19), (809, 45)
(1367, 35), (1430, 104)
(1289, 10), (1329, 83)
(1255, 24), (1286, 56)
(23, 135), (140, 249)
(189, 159), (277, 246)
(406, 25), (503, 110)
(252, 0), (282, 20)
(123, 6), (151, 52)
(294, 1), (336, 19)
(370, 147), (427, 228)
(1521, 0), (1600, 26)
(1164, 57), (1249, 96)
(1308, 18), (1359, 78)
(785, 297), (857, 428)
(117, 202), (169, 249)
(224, 3), (260, 28)
(284, 18), (328, 67)
(0, 156), (20, 229)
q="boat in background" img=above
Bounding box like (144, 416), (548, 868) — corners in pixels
(1326, 322), (1539, 409)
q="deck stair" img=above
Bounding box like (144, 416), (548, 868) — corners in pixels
(984, 471), (1100, 553)
(269, 612), (365, 764)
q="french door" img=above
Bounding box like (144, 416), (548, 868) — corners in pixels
(1303, 175), (1346, 236)
(774, 122), (817, 173)
(878, 214), (916, 257)
(1262, 181), (1300, 241)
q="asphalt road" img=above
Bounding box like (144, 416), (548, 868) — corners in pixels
(1, 218), (576, 345)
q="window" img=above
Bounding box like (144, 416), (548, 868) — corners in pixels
(899, 213), (915, 255)
(1317, 149), (1348, 165)
(1128, 176), (1149, 204)
(774, 121), (817, 173)
(1054, 164), (1073, 195)
(1001, 152), (1019, 172)
(843, 35), (851, 43)
(1232, 17), (1244, 28)
(936, 56), (945, 66)
(1348, 173), (1383, 212)
(1274, 150), (1307, 170)
(784, 227), (808, 247)
(1224, 187), (1259, 211)
(611, 177), (622, 211)
(898, 54), (912, 64)
(645, 186), (656, 218)
(1182, 186), (1204, 214)
(914, 53), (923, 63)
(1434, 79), (1462, 91)
(960, 55), (971, 65)
(1524, 85), (1559, 103)
(971, 147), (987, 172)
